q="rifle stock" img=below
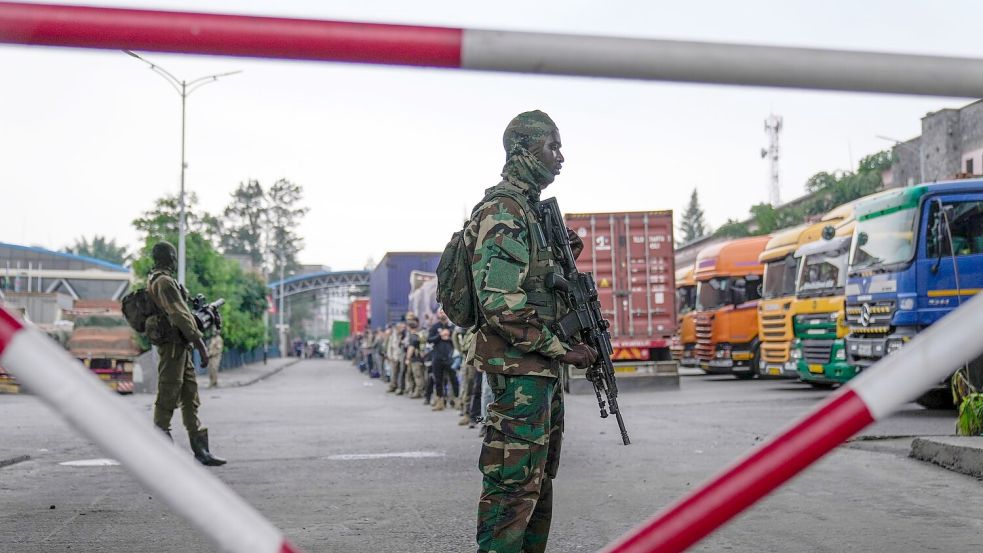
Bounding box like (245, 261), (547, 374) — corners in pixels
(538, 198), (630, 445)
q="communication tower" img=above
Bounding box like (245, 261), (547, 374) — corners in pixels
(760, 114), (783, 205)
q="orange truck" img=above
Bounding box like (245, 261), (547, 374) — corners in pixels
(671, 265), (698, 368)
(693, 235), (771, 378)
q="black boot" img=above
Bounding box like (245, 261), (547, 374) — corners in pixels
(190, 429), (227, 466)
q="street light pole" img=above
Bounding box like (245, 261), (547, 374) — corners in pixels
(125, 50), (241, 285)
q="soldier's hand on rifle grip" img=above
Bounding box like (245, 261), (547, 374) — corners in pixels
(566, 228), (584, 260)
(560, 343), (597, 369)
(194, 337), (210, 368)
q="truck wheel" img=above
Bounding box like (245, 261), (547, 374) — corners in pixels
(915, 388), (955, 410)
(734, 348), (759, 380)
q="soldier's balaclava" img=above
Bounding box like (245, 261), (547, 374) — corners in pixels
(501, 110), (559, 196)
(151, 241), (178, 274)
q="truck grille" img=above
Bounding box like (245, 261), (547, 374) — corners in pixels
(760, 312), (789, 340)
(695, 314), (714, 361)
(801, 339), (834, 365)
(761, 341), (789, 364)
(846, 300), (895, 336)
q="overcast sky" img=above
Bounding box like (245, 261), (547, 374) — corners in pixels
(1, 0), (978, 271)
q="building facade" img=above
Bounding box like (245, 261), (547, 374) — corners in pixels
(892, 99), (983, 188)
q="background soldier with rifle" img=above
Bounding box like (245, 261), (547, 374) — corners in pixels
(144, 241), (227, 467)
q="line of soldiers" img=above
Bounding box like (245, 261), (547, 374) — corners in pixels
(345, 308), (490, 429)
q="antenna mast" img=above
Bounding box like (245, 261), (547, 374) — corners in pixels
(761, 114), (783, 205)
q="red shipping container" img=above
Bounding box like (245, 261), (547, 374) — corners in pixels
(564, 210), (676, 357)
(349, 298), (369, 335)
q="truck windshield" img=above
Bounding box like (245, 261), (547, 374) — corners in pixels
(762, 256), (797, 299)
(798, 248), (848, 297)
(677, 285), (697, 314)
(850, 207), (917, 273)
(696, 277), (731, 311)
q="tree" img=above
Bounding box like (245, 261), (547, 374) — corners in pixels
(714, 219), (751, 238)
(132, 192), (222, 246)
(267, 179), (310, 276)
(679, 189), (709, 244)
(749, 203), (779, 235)
(64, 235), (130, 265)
(221, 180), (267, 268)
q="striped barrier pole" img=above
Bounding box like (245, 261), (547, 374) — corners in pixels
(601, 291), (983, 553)
(0, 308), (301, 553)
(3, 1), (983, 98)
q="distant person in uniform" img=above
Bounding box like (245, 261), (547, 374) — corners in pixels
(207, 333), (223, 388)
(144, 241), (226, 466)
(465, 111), (595, 553)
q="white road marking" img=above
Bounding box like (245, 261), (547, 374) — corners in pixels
(59, 458), (120, 467)
(326, 451), (445, 461)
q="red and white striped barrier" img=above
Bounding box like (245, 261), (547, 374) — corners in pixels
(601, 292), (983, 553)
(0, 308), (301, 553)
(3, 1), (983, 98)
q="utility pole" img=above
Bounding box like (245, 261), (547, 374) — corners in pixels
(761, 114), (783, 206)
(278, 251), (286, 358)
(125, 50), (241, 285)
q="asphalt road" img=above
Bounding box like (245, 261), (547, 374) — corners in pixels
(1, 359), (980, 553)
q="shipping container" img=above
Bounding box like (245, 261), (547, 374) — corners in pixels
(369, 252), (441, 329)
(564, 210), (677, 361)
(349, 298), (369, 335)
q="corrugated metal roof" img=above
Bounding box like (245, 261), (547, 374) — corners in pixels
(0, 242), (129, 273)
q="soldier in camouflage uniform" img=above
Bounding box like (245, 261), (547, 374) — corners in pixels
(145, 241), (226, 466)
(387, 321), (407, 394)
(403, 313), (428, 400)
(466, 111), (596, 553)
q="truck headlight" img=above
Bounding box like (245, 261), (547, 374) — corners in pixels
(835, 348), (846, 361)
(790, 348), (802, 360)
(715, 348), (731, 359)
(887, 339), (904, 354)
(830, 312), (840, 320)
(899, 297), (915, 311)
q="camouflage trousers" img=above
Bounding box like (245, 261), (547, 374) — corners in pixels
(477, 374), (562, 553)
(388, 361), (405, 392)
(153, 342), (203, 434)
(407, 361), (427, 398)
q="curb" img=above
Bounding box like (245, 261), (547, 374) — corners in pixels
(910, 436), (983, 479)
(0, 454), (30, 469)
(225, 359), (301, 388)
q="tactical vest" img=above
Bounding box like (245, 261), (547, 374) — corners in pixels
(144, 270), (189, 346)
(484, 182), (568, 326)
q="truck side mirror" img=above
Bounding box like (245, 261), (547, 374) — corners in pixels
(822, 225), (836, 241)
(857, 231), (868, 247)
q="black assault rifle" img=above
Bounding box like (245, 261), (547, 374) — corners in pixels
(536, 197), (630, 445)
(191, 295), (225, 333)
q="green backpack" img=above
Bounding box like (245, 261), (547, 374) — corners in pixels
(120, 274), (164, 334)
(437, 186), (536, 328)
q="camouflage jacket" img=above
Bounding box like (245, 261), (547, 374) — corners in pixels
(146, 270), (202, 345)
(464, 176), (568, 378)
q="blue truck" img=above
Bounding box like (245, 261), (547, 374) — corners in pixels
(844, 179), (983, 407)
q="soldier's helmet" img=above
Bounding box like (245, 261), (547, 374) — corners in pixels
(151, 241), (178, 271)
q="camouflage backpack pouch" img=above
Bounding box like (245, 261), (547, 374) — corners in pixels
(437, 226), (479, 328)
